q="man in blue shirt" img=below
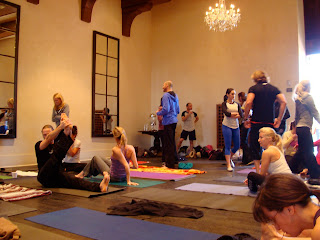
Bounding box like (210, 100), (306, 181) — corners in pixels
(157, 81), (180, 168)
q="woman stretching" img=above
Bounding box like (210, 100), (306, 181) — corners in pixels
(246, 127), (291, 192)
(75, 127), (139, 191)
(253, 173), (320, 239)
(222, 88), (242, 171)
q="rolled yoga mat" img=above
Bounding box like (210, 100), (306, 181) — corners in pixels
(122, 188), (255, 213)
(26, 207), (221, 240)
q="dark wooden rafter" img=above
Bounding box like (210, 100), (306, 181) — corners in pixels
(81, 0), (96, 23)
(26, 0), (39, 4)
(122, 0), (171, 37)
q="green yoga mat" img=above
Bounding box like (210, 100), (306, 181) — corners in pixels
(0, 175), (12, 179)
(87, 176), (165, 188)
(122, 188), (255, 213)
(0, 202), (37, 217)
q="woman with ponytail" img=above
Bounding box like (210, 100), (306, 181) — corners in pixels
(253, 173), (320, 239)
(245, 127), (291, 192)
(75, 127), (139, 191)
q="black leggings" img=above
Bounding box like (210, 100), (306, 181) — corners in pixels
(37, 134), (101, 192)
(247, 172), (265, 193)
(289, 127), (320, 178)
(163, 123), (178, 168)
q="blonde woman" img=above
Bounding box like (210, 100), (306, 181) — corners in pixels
(75, 127), (139, 191)
(52, 93), (70, 127)
(246, 127), (291, 192)
(289, 80), (320, 182)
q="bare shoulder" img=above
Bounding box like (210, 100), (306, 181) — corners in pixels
(112, 146), (121, 154)
(311, 223), (320, 240)
(126, 145), (135, 154)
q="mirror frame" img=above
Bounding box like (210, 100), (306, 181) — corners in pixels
(91, 31), (119, 137)
(0, 0), (20, 138)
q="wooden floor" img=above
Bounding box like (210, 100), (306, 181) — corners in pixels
(2, 158), (261, 239)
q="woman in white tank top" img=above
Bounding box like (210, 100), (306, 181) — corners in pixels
(246, 127), (291, 193)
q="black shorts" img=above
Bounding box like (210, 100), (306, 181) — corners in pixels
(180, 130), (196, 140)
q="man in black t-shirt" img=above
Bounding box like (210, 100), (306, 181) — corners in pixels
(244, 70), (287, 172)
(35, 117), (108, 192)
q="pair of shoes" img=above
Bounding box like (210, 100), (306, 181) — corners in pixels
(227, 166), (233, 172)
(230, 160), (235, 168)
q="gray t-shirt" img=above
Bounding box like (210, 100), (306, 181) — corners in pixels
(181, 111), (198, 131)
(222, 102), (239, 129)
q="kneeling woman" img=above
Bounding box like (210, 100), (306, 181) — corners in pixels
(253, 173), (320, 239)
(246, 127), (291, 192)
(76, 127), (139, 191)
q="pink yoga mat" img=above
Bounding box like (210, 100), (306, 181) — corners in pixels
(130, 171), (195, 181)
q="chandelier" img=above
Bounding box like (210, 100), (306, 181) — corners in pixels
(204, 0), (241, 32)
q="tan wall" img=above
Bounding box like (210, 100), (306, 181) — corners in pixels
(150, 0), (302, 148)
(0, 0), (152, 167)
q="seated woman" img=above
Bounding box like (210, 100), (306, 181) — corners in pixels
(75, 127), (139, 191)
(253, 173), (320, 239)
(36, 114), (108, 192)
(246, 127), (292, 192)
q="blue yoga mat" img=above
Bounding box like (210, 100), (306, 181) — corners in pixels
(26, 207), (220, 240)
(87, 176), (165, 188)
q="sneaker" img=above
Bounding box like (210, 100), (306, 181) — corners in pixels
(227, 166), (233, 172)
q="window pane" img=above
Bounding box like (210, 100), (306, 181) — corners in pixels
(95, 74), (106, 95)
(95, 55), (106, 75)
(107, 57), (118, 77)
(0, 55), (14, 82)
(107, 96), (117, 115)
(0, 82), (14, 108)
(96, 34), (107, 55)
(108, 38), (118, 58)
(107, 77), (117, 96)
(95, 94), (106, 111)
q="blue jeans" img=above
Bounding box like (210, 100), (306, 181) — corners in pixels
(222, 125), (240, 155)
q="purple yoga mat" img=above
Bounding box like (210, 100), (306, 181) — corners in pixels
(129, 171), (195, 181)
(236, 168), (255, 174)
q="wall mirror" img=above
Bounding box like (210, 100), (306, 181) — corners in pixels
(0, 0), (19, 138)
(92, 31), (119, 137)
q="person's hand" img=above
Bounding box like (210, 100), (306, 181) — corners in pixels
(244, 120), (251, 129)
(127, 181), (139, 186)
(157, 106), (163, 113)
(129, 161), (133, 168)
(244, 179), (248, 185)
(273, 118), (281, 128)
(61, 113), (68, 121)
(294, 144), (299, 150)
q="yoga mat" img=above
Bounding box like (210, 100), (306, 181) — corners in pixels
(236, 168), (255, 174)
(4, 177), (125, 198)
(0, 175), (12, 179)
(87, 176), (165, 188)
(14, 222), (73, 240)
(176, 183), (251, 197)
(47, 186), (125, 198)
(130, 171), (196, 181)
(0, 201), (37, 217)
(214, 175), (247, 183)
(26, 207), (221, 240)
(123, 188), (255, 213)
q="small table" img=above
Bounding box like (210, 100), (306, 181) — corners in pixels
(138, 130), (161, 152)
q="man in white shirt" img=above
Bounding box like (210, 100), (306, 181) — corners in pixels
(177, 103), (199, 154)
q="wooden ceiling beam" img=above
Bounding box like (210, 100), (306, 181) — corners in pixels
(122, 0), (171, 37)
(81, 0), (96, 23)
(26, 0), (39, 5)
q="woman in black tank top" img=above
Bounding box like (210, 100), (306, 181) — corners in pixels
(252, 173), (320, 239)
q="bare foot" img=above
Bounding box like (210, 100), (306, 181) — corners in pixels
(100, 174), (110, 192)
(75, 171), (84, 179)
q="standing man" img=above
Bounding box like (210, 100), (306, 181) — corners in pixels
(244, 70), (287, 173)
(177, 103), (199, 154)
(157, 81), (180, 168)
